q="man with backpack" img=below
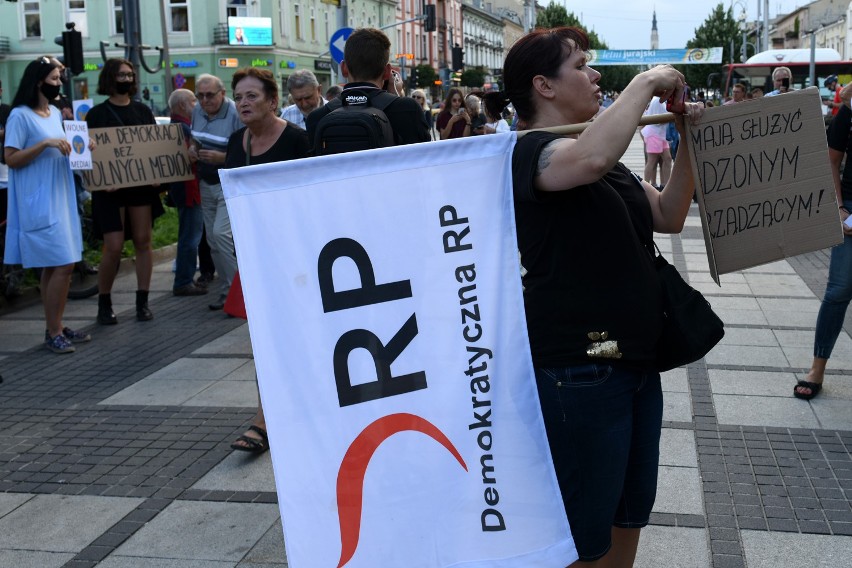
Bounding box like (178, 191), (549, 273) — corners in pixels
(306, 28), (430, 155)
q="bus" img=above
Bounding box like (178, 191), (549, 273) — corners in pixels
(720, 48), (851, 102)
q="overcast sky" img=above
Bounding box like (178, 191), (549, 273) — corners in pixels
(555, 0), (807, 50)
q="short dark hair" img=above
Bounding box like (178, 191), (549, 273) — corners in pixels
(501, 27), (589, 127)
(231, 67), (278, 101)
(11, 57), (60, 109)
(343, 28), (390, 82)
(97, 58), (138, 97)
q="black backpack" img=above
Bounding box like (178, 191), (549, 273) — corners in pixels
(313, 88), (396, 155)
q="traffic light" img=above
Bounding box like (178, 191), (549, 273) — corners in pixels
(54, 23), (84, 76)
(424, 4), (436, 33)
(409, 67), (418, 89)
(451, 45), (464, 72)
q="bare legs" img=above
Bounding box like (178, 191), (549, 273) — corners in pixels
(567, 527), (642, 568)
(232, 395), (267, 450)
(41, 264), (74, 337)
(643, 149), (672, 188)
(97, 205), (153, 294)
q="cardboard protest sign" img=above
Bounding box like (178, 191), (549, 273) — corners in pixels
(63, 120), (92, 171)
(82, 123), (193, 191)
(685, 87), (842, 284)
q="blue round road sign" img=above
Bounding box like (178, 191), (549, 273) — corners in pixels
(329, 28), (354, 65)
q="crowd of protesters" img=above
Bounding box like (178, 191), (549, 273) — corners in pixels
(5, 24), (850, 567)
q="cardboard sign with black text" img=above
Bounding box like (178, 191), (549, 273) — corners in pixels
(685, 87), (842, 284)
(82, 123), (194, 191)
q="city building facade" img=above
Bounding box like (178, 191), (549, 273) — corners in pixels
(0, 0), (405, 112)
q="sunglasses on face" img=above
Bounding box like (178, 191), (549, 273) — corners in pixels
(116, 72), (135, 80)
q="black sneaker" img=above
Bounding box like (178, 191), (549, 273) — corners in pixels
(174, 284), (209, 296)
(195, 273), (215, 289)
(208, 294), (227, 310)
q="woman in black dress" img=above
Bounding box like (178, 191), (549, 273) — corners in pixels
(223, 67), (310, 453)
(86, 58), (163, 324)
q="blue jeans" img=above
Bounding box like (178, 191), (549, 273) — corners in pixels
(534, 363), (662, 561)
(814, 200), (852, 358)
(173, 204), (203, 289)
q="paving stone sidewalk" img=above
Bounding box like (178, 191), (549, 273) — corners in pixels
(0, 133), (850, 567)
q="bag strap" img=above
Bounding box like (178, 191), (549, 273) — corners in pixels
(103, 102), (125, 126)
(245, 130), (252, 166)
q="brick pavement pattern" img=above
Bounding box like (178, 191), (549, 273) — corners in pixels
(1, 133), (850, 567)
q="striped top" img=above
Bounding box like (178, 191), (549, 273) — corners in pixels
(191, 97), (242, 184)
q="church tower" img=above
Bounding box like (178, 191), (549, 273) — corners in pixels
(651, 10), (659, 49)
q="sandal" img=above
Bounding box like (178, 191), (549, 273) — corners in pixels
(230, 425), (269, 454)
(793, 380), (822, 400)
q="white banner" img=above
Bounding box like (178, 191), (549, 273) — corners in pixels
(220, 134), (576, 568)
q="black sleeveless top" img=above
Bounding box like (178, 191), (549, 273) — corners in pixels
(512, 131), (662, 368)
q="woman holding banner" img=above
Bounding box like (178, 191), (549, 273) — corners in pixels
(3, 57), (90, 354)
(86, 58), (163, 325)
(222, 67), (310, 453)
(484, 27), (702, 566)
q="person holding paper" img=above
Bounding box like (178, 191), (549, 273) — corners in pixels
(436, 88), (471, 139)
(484, 27), (702, 566)
(796, 85), (852, 400)
(3, 57), (89, 353)
(86, 58), (164, 325)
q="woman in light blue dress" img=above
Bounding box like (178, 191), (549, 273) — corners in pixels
(4, 57), (89, 354)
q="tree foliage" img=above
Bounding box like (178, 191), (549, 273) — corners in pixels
(415, 64), (437, 89)
(534, 1), (639, 92)
(461, 67), (488, 88)
(682, 3), (741, 94)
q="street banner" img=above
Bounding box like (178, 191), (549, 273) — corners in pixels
(588, 47), (723, 65)
(82, 124), (193, 191)
(685, 87), (842, 283)
(63, 120), (92, 171)
(220, 134), (577, 568)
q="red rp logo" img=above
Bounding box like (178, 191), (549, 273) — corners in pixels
(335, 413), (468, 567)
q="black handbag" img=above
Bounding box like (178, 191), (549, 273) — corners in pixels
(654, 251), (725, 372)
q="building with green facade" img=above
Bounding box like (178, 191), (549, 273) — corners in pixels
(0, 0), (399, 113)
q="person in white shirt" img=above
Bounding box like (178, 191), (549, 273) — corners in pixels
(278, 69), (325, 130)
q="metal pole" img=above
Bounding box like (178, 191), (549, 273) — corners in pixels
(159, 0), (172, 101)
(124, 0), (141, 94)
(809, 32), (816, 88)
(763, 0), (769, 54)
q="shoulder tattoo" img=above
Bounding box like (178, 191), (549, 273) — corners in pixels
(535, 140), (558, 178)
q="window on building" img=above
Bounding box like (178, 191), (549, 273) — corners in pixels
(310, 7), (316, 42)
(294, 4), (302, 40)
(227, 0), (247, 18)
(279, 0), (288, 38)
(67, 0), (88, 37)
(112, 0), (124, 35)
(324, 11), (329, 43)
(23, 1), (41, 38)
(167, 0), (189, 33)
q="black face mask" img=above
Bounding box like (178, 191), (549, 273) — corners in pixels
(40, 82), (61, 100)
(114, 82), (133, 95)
